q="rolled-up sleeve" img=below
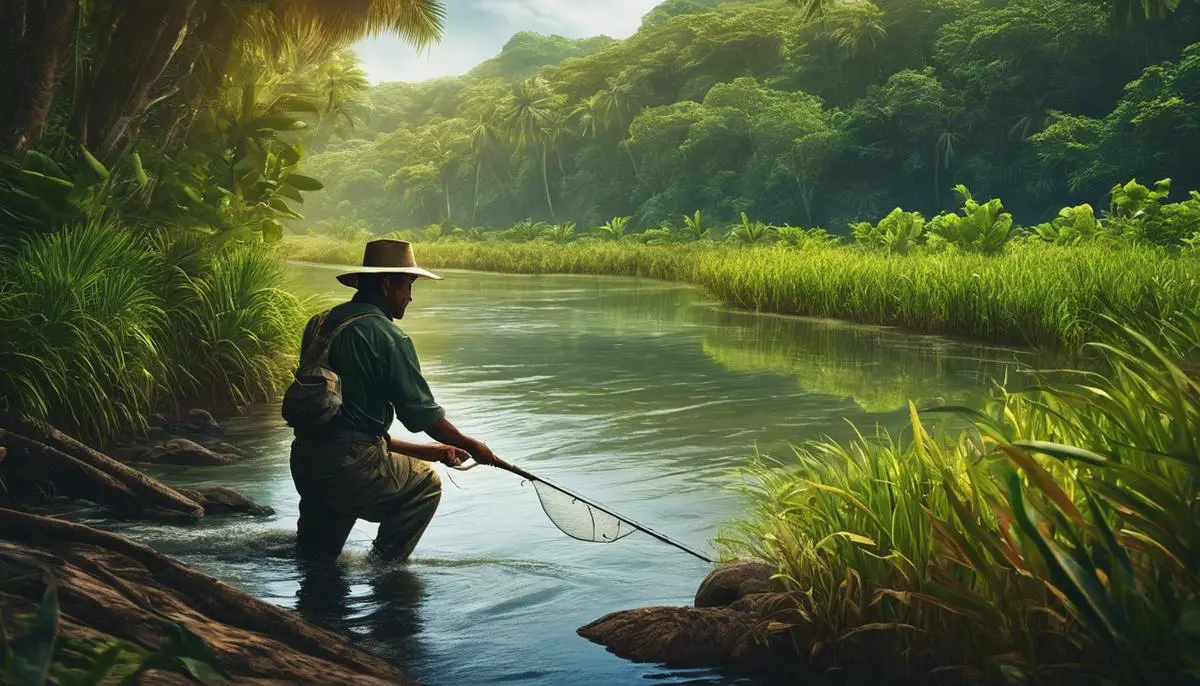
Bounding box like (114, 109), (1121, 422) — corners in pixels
(386, 332), (445, 433)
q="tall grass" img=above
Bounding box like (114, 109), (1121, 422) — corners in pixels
(285, 235), (1200, 350)
(0, 220), (306, 441)
(719, 314), (1200, 683)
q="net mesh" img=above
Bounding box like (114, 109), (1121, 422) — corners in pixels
(530, 480), (636, 543)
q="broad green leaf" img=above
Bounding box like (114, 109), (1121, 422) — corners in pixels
(283, 173), (323, 191)
(80, 146), (110, 179)
(130, 152), (150, 187)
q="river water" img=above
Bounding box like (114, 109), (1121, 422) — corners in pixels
(104, 263), (1038, 685)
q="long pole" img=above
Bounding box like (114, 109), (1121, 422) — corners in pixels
(488, 456), (715, 564)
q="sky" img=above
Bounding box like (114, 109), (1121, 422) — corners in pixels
(352, 0), (666, 84)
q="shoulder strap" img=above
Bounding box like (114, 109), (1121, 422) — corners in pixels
(302, 311), (387, 366)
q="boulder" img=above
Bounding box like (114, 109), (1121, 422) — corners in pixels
(184, 408), (221, 433)
(694, 560), (781, 608)
(177, 486), (274, 517)
(141, 439), (235, 466)
(578, 605), (792, 670)
(208, 441), (248, 458)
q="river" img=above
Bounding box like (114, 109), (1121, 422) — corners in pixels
(104, 263), (1039, 685)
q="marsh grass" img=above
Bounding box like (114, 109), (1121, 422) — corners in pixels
(285, 235), (1200, 350)
(0, 220), (307, 441)
(719, 315), (1200, 683)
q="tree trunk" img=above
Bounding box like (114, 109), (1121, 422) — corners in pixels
(444, 178), (453, 223)
(471, 155), (484, 226)
(0, 509), (414, 684)
(0, 0), (78, 155)
(542, 144), (557, 221)
(77, 0), (199, 159)
(1, 411), (203, 520)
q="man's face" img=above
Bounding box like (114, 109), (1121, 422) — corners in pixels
(382, 275), (415, 319)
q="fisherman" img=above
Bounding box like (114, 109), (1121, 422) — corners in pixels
(288, 239), (498, 561)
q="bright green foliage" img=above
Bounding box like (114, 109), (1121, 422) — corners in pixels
(598, 216), (633, 239)
(681, 210), (712, 241)
(925, 185), (1013, 253)
(0, 221), (305, 440)
(288, 230), (1200, 350)
(720, 315), (1200, 682)
(545, 222), (578, 244)
(851, 207), (925, 253)
(1103, 178), (1200, 245)
(775, 225), (839, 248)
(727, 212), (776, 244)
(1032, 204), (1105, 245)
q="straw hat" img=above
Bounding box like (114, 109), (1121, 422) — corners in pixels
(336, 239), (442, 287)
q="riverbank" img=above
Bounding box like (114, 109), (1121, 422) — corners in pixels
(579, 313), (1200, 684)
(284, 235), (1200, 350)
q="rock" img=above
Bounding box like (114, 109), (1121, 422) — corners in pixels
(0, 508), (413, 684)
(208, 441), (248, 458)
(578, 606), (792, 670)
(177, 486), (274, 517)
(694, 560), (781, 608)
(149, 413), (171, 428)
(141, 439), (234, 466)
(185, 408), (221, 433)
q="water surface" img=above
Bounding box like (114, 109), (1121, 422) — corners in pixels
(107, 264), (1038, 685)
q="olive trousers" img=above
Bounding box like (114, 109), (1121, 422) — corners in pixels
(290, 433), (442, 561)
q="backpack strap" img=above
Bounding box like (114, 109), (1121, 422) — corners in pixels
(301, 311), (387, 367)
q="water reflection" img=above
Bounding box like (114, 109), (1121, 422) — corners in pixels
(294, 560), (429, 664)
(696, 308), (1038, 413)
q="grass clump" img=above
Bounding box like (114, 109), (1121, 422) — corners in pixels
(719, 313), (1200, 684)
(0, 220), (307, 441)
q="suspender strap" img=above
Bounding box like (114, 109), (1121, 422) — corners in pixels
(301, 311), (386, 366)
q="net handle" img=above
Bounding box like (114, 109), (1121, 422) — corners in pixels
(484, 456), (715, 564)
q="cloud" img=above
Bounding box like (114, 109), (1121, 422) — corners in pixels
(353, 0), (664, 83)
(474, 0), (662, 36)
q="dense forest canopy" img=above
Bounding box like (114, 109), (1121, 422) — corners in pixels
(296, 0), (1199, 237)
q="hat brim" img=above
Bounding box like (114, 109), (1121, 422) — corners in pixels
(336, 266), (443, 287)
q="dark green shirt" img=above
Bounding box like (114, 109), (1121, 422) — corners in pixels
(300, 291), (444, 437)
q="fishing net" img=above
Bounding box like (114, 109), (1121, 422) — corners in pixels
(450, 458), (713, 561)
(529, 480), (636, 543)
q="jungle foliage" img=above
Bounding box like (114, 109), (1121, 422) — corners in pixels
(295, 0), (1199, 237)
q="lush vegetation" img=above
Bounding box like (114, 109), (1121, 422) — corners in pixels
(285, 184), (1200, 350)
(294, 0), (1200, 237)
(718, 312), (1200, 684)
(0, 2), (445, 440)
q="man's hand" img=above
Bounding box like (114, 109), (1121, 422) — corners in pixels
(467, 441), (499, 466)
(431, 444), (471, 467)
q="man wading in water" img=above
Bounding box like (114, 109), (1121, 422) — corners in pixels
(287, 239), (499, 561)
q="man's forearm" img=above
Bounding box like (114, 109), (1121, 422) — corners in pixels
(423, 417), (481, 453)
(387, 436), (439, 462)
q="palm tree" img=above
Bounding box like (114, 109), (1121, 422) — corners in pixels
(787, 0), (839, 22)
(310, 49), (369, 147)
(500, 76), (560, 220)
(727, 212), (776, 244)
(681, 210), (711, 241)
(598, 216), (632, 239)
(934, 122), (962, 210)
(16, 0), (445, 159)
(594, 71), (642, 133)
(829, 1), (887, 77)
(468, 103), (504, 225)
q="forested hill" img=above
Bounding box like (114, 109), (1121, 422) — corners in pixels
(298, 0), (1200, 236)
